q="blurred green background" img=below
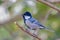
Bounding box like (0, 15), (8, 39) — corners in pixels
(0, 0), (60, 40)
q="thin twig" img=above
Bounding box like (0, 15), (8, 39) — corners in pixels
(46, 0), (60, 3)
(16, 22), (41, 40)
(36, 0), (60, 12)
(43, 9), (52, 24)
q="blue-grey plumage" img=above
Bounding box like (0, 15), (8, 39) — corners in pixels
(25, 18), (45, 30)
(22, 12), (46, 30)
(22, 12), (54, 32)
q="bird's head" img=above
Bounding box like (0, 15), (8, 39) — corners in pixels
(22, 12), (32, 20)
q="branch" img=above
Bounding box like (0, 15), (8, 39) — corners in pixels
(36, 0), (60, 12)
(16, 22), (41, 40)
(46, 0), (60, 3)
(43, 9), (52, 24)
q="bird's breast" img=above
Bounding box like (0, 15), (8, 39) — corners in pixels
(25, 20), (39, 30)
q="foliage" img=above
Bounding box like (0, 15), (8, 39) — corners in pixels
(0, 0), (60, 40)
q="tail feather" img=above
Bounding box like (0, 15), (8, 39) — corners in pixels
(39, 25), (55, 32)
(44, 27), (55, 32)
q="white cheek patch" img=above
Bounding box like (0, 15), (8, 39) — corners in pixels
(25, 16), (30, 19)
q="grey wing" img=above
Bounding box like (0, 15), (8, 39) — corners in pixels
(25, 18), (45, 30)
(32, 18), (45, 29)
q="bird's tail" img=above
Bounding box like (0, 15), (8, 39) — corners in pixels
(39, 25), (55, 32)
(44, 27), (55, 32)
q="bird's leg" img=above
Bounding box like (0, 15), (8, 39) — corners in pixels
(33, 29), (39, 36)
(25, 28), (31, 33)
(31, 29), (39, 40)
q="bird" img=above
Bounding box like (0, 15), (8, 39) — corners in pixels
(22, 11), (54, 32)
